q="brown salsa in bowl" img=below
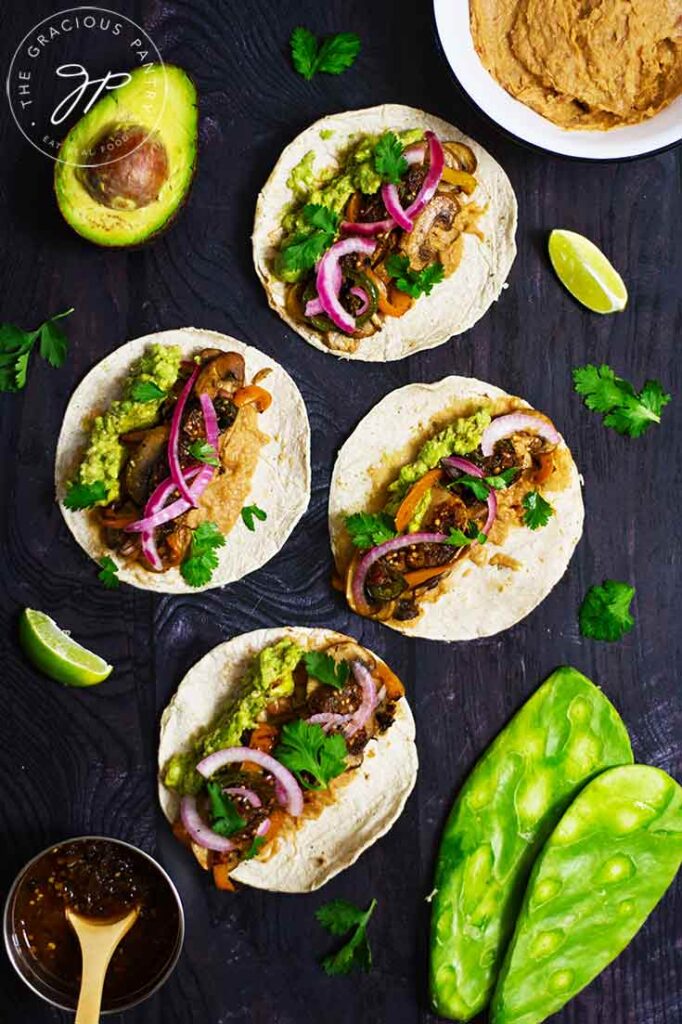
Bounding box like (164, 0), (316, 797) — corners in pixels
(4, 836), (184, 1013)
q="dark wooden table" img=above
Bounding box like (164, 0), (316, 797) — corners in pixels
(1, 2), (680, 1022)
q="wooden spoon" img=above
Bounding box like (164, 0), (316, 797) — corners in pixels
(66, 905), (139, 1024)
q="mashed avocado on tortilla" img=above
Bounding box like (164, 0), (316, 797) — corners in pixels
(276, 129), (424, 282)
(387, 408), (491, 515)
(163, 638), (303, 795)
(77, 343), (182, 503)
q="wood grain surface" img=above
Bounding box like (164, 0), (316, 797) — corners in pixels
(0, 1), (680, 1022)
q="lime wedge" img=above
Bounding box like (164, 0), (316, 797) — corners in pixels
(548, 229), (627, 314)
(19, 608), (113, 687)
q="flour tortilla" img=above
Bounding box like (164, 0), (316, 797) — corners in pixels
(329, 376), (584, 641)
(252, 104), (517, 362)
(157, 627), (418, 893)
(55, 328), (311, 593)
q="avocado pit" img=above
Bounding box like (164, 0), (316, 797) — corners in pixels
(82, 125), (169, 210)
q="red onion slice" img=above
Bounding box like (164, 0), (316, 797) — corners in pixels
(403, 141), (426, 165)
(223, 786), (262, 809)
(480, 413), (560, 457)
(441, 455), (496, 536)
(196, 746), (304, 817)
(341, 216), (395, 236)
(181, 794), (235, 852)
(344, 661), (376, 737)
(404, 131), (445, 220)
(307, 712), (352, 733)
(255, 818), (271, 838)
(168, 365), (200, 507)
(137, 465), (202, 567)
(304, 296), (324, 317)
(316, 237), (376, 334)
(381, 183), (414, 231)
(349, 285), (370, 316)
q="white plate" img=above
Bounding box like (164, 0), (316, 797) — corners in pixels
(434, 0), (682, 160)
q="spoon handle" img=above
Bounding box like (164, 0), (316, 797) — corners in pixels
(74, 946), (110, 1024)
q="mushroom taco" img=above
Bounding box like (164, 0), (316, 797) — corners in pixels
(329, 377), (584, 641)
(56, 328), (310, 592)
(158, 627), (417, 892)
(253, 104), (517, 361)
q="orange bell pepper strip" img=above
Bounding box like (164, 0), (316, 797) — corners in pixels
(212, 863), (236, 891)
(402, 563), (453, 588)
(233, 385), (272, 413)
(374, 662), (405, 700)
(366, 267), (414, 318)
(394, 468), (443, 533)
(441, 167), (478, 194)
(242, 722), (279, 774)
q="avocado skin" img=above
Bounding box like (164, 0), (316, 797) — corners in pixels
(54, 64), (198, 248)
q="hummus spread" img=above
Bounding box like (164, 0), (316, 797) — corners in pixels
(470, 0), (682, 129)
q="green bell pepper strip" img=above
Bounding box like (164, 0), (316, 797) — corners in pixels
(492, 764), (682, 1024)
(429, 666), (633, 1021)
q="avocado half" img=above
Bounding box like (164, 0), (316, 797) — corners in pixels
(54, 64), (198, 247)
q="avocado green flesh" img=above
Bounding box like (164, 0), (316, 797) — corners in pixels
(163, 639), (304, 795)
(77, 343), (182, 503)
(492, 765), (682, 1024)
(429, 667), (633, 1021)
(54, 64), (198, 246)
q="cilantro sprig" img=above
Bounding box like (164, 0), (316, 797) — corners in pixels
(241, 504), (267, 532)
(278, 204), (341, 277)
(304, 650), (349, 690)
(207, 782), (246, 837)
(290, 27), (360, 80)
(573, 364), (671, 438)
(180, 521), (225, 588)
(445, 522), (487, 547)
(579, 580), (635, 642)
(274, 720), (347, 790)
(63, 479), (108, 511)
(385, 254), (444, 298)
(0, 308), (74, 392)
(316, 898), (377, 976)
(345, 512), (396, 550)
(97, 556), (120, 589)
(522, 490), (553, 530)
(188, 440), (220, 467)
(373, 132), (408, 185)
(449, 467), (519, 502)
(244, 835), (266, 860)
(128, 379), (167, 403)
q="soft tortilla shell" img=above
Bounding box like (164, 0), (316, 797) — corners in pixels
(252, 104), (517, 362)
(55, 328), (311, 593)
(329, 377), (584, 641)
(157, 627), (418, 893)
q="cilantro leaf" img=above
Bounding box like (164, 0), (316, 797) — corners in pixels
(345, 512), (396, 550)
(97, 556), (120, 589)
(128, 379), (167, 403)
(303, 203), (340, 234)
(0, 308), (73, 392)
(373, 132), (408, 185)
(274, 720), (347, 790)
(241, 504), (267, 531)
(315, 32), (361, 75)
(445, 522), (487, 547)
(317, 898), (377, 976)
(180, 521), (225, 588)
(486, 467), (520, 489)
(244, 835), (266, 860)
(290, 26), (319, 79)
(522, 490), (554, 530)
(290, 27), (360, 80)
(303, 650), (349, 689)
(449, 468), (518, 502)
(206, 781), (245, 837)
(579, 580), (635, 642)
(63, 479), (108, 510)
(188, 440), (220, 466)
(385, 254), (444, 298)
(573, 364), (671, 438)
(278, 230), (333, 276)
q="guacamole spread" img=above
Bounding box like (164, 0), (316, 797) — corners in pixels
(77, 344), (181, 503)
(387, 408), (491, 512)
(276, 129), (424, 282)
(163, 639), (304, 795)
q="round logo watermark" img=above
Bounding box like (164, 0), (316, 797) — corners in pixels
(6, 6), (165, 167)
